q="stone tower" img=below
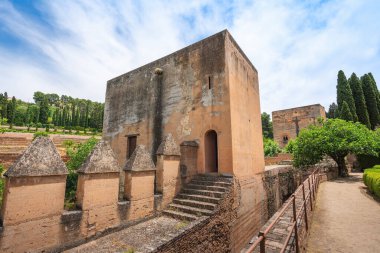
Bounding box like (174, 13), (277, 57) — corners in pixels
(103, 30), (264, 178)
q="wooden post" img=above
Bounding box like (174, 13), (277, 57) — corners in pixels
(292, 196), (300, 253)
(308, 178), (313, 211)
(259, 231), (266, 253)
(311, 174), (315, 201)
(302, 184), (308, 231)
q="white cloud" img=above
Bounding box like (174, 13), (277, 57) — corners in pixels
(0, 0), (379, 115)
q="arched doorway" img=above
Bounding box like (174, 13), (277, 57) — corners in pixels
(205, 130), (218, 173)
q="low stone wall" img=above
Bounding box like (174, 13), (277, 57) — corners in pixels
(264, 153), (292, 166)
(263, 158), (338, 219)
(0, 137), (182, 253)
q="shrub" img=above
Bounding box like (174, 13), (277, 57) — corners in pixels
(65, 137), (98, 209)
(263, 138), (281, 157)
(363, 166), (380, 198)
(33, 131), (49, 140)
(284, 139), (296, 154)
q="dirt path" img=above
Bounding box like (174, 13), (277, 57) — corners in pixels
(306, 173), (380, 253)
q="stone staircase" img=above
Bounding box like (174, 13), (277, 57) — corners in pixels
(163, 174), (233, 221)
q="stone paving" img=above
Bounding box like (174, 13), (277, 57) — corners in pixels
(65, 216), (204, 253)
(306, 173), (380, 253)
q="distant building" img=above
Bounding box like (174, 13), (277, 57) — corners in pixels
(272, 104), (326, 148)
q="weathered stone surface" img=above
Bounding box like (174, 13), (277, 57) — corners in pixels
(4, 137), (68, 177)
(272, 104), (326, 148)
(124, 145), (155, 171)
(180, 140), (199, 147)
(77, 140), (120, 174)
(156, 133), (180, 156)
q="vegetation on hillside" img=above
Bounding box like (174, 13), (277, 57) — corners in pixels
(0, 91), (104, 133)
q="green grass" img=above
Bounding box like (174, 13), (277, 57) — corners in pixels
(175, 220), (189, 230)
(363, 166), (380, 198)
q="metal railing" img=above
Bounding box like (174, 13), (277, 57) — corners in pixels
(247, 169), (321, 253)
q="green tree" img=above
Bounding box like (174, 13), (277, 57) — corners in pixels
(261, 112), (273, 139)
(39, 97), (49, 125)
(362, 74), (380, 130)
(292, 119), (377, 177)
(263, 138), (281, 157)
(339, 101), (353, 121)
(337, 70), (358, 121)
(349, 73), (370, 128)
(326, 103), (338, 118)
(8, 96), (16, 128)
(33, 91), (46, 104)
(368, 72), (380, 113)
(65, 137), (98, 206)
(1, 92), (8, 119)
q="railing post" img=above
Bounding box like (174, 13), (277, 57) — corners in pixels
(311, 174), (315, 201)
(308, 178), (313, 211)
(314, 173), (318, 196)
(292, 196), (300, 253)
(302, 184), (308, 231)
(259, 231), (266, 253)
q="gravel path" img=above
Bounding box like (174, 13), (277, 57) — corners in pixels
(306, 173), (380, 253)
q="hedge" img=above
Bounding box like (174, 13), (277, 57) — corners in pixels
(363, 166), (380, 198)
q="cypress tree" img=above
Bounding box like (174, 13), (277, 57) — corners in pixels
(8, 96), (16, 128)
(368, 72), (380, 112)
(349, 73), (370, 128)
(327, 103), (338, 118)
(362, 74), (380, 129)
(3, 92), (8, 119)
(339, 101), (353, 121)
(39, 97), (49, 125)
(337, 70), (358, 121)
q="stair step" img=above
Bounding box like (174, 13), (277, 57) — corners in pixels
(190, 180), (232, 187)
(178, 194), (221, 204)
(163, 210), (197, 221)
(169, 204), (214, 216)
(186, 184), (228, 192)
(182, 188), (224, 198)
(173, 198), (217, 211)
(194, 174), (233, 183)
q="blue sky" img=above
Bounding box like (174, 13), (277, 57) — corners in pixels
(1, 0), (380, 114)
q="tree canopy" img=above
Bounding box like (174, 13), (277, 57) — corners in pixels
(291, 119), (377, 177)
(349, 73), (370, 128)
(326, 103), (338, 119)
(361, 74), (380, 130)
(261, 112), (273, 139)
(337, 70), (358, 122)
(339, 101), (353, 122)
